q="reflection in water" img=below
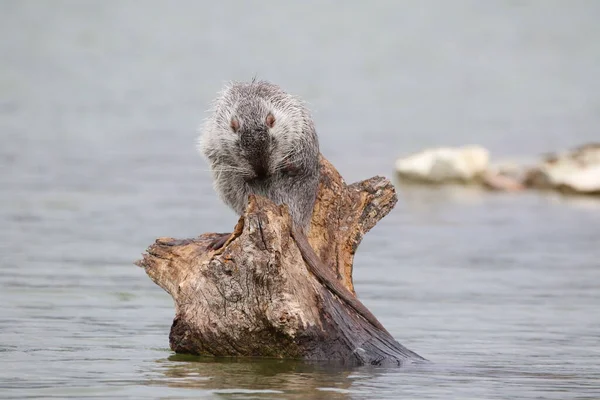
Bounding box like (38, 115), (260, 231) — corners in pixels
(147, 355), (356, 399)
(395, 179), (490, 207)
(543, 191), (600, 211)
(144, 356), (600, 399)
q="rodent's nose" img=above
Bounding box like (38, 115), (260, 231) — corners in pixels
(240, 129), (269, 149)
(253, 164), (268, 179)
(240, 129), (271, 179)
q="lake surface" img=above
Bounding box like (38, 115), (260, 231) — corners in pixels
(1, 1), (599, 398)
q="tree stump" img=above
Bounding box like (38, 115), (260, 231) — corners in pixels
(136, 156), (426, 366)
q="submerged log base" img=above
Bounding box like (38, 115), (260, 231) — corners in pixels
(136, 156), (425, 365)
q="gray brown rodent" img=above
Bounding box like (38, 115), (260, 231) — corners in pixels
(197, 80), (389, 334)
(198, 80), (320, 234)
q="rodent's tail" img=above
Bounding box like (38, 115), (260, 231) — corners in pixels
(290, 226), (392, 337)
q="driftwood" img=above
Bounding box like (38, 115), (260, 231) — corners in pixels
(136, 156), (426, 366)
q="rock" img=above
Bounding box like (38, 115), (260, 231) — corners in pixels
(480, 171), (525, 192)
(395, 145), (490, 184)
(524, 143), (600, 195)
(487, 158), (533, 182)
(482, 158), (533, 192)
(395, 143), (600, 196)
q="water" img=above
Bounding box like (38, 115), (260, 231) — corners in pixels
(1, 1), (599, 398)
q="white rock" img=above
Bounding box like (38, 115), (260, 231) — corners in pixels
(395, 145), (490, 184)
(526, 143), (600, 194)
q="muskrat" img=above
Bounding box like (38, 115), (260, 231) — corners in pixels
(198, 80), (320, 235)
(197, 80), (389, 334)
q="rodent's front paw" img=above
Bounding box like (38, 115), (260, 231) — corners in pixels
(283, 162), (300, 176)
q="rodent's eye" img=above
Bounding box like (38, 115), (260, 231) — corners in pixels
(266, 113), (275, 129)
(230, 117), (240, 133)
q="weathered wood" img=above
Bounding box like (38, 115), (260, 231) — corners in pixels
(307, 156), (399, 294)
(136, 156), (426, 366)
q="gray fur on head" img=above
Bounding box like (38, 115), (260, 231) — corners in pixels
(197, 80), (320, 231)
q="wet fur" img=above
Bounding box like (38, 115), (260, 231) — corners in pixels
(197, 80), (320, 231)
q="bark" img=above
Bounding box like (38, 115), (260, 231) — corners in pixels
(136, 155), (426, 366)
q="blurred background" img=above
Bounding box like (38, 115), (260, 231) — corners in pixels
(1, 1), (599, 398)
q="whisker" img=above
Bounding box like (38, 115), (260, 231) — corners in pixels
(274, 150), (297, 166)
(273, 149), (303, 172)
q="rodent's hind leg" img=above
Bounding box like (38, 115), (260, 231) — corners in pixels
(207, 232), (232, 251)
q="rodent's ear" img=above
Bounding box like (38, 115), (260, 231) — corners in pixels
(230, 117), (240, 133)
(266, 113), (276, 129)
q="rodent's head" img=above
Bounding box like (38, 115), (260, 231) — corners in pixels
(199, 80), (317, 182)
(228, 98), (275, 180)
